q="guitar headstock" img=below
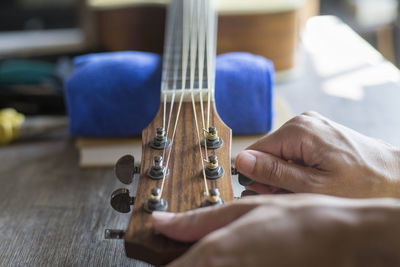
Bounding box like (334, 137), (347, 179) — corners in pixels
(106, 0), (233, 265)
(119, 101), (233, 265)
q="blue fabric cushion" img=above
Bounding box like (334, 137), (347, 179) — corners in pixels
(65, 51), (274, 136)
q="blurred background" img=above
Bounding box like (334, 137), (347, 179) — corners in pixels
(2, 2), (400, 265)
(0, 0), (398, 115)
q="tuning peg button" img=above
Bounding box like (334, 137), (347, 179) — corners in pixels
(115, 155), (138, 184)
(110, 188), (135, 213)
(238, 173), (254, 186)
(231, 167), (238, 175)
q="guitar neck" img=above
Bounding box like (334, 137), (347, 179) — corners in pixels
(122, 1), (233, 265)
(161, 0), (217, 103)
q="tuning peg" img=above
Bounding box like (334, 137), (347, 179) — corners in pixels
(231, 167), (254, 186)
(241, 190), (258, 197)
(231, 166), (238, 175)
(147, 155), (168, 180)
(238, 173), (254, 186)
(143, 187), (168, 213)
(150, 127), (171, 150)
(203, 126), (223, 149)
(110, 188), (135, 213)
(115, 155), (138, 185)
(205, 155), (224, 179)
(201, 188), (224, 207)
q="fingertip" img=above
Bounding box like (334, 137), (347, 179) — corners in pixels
(152, 211), (175, 228)
(236, 151), (256, 174)
(152, 210), (205, 242)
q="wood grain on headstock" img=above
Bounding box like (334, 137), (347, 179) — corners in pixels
(125, 102), (233, 266)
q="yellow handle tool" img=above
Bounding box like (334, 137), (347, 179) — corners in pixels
(0, 108), (25, 145)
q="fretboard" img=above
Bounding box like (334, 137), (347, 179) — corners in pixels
(161, 0), (217, 102)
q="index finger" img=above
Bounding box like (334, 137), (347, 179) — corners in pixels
(247, 114), (318, 163)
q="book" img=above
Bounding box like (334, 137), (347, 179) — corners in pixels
(76, 135), (265, 168)
(75, 95), (293, 167)
(75, 138), (141, 168)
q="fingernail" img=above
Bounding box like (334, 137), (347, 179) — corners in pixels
(152, 211), (175, 224)
(237, 151), (256, 173)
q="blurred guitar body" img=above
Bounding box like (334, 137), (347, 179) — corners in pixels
(88, 0), (319, 71)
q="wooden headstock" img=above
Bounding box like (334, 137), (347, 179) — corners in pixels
(107, 0), (234, 265)
(124, 101), (233, 265)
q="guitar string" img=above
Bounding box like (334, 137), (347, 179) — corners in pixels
(189, 0), (209, 196)
(159, 0), (216, 198)
(161, 0), (180, 168)
(197, 0), (209, 162)
(160, 0), (175, 131)
(206, 0), (213, 131)
(160, 0), (191, 197)
(211, 2), (218, 123)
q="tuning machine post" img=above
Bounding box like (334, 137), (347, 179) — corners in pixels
(147, 155), (168, 180)
(201, 188), (224, 207)
(143, 188), (168, 213)
(150, 127), (171, 150)
(203, 126), (223, 149)
(205, 155), (224, 179)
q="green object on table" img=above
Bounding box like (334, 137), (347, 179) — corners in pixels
(0, 60), (56, 85)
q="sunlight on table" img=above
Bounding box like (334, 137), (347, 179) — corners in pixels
(303, 16), (400, 101)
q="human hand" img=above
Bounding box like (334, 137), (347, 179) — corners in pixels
(152, 194), (400, 267)
(235, 111), (400, 198)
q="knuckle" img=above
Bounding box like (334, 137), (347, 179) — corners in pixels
(285, 116), (315, 137)
(301, 110), (320, 117)
(303, 173), (325, 193)
(262, 157), (282, 183)
(289, 114), (314, 128)
(288, 114), (306, 125)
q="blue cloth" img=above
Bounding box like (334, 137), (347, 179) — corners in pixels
(65, 51), (274, 136)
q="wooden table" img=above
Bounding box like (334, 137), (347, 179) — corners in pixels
(276, 16), (400, 146)
(0, 132), (147, 266)
(1, 16), (400, 267)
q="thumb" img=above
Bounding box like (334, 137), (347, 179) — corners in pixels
(235, 150), (321, 193)
(152, 199), (263, 242)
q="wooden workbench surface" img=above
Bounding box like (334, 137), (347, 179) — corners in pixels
(0, 132), (149, 267)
